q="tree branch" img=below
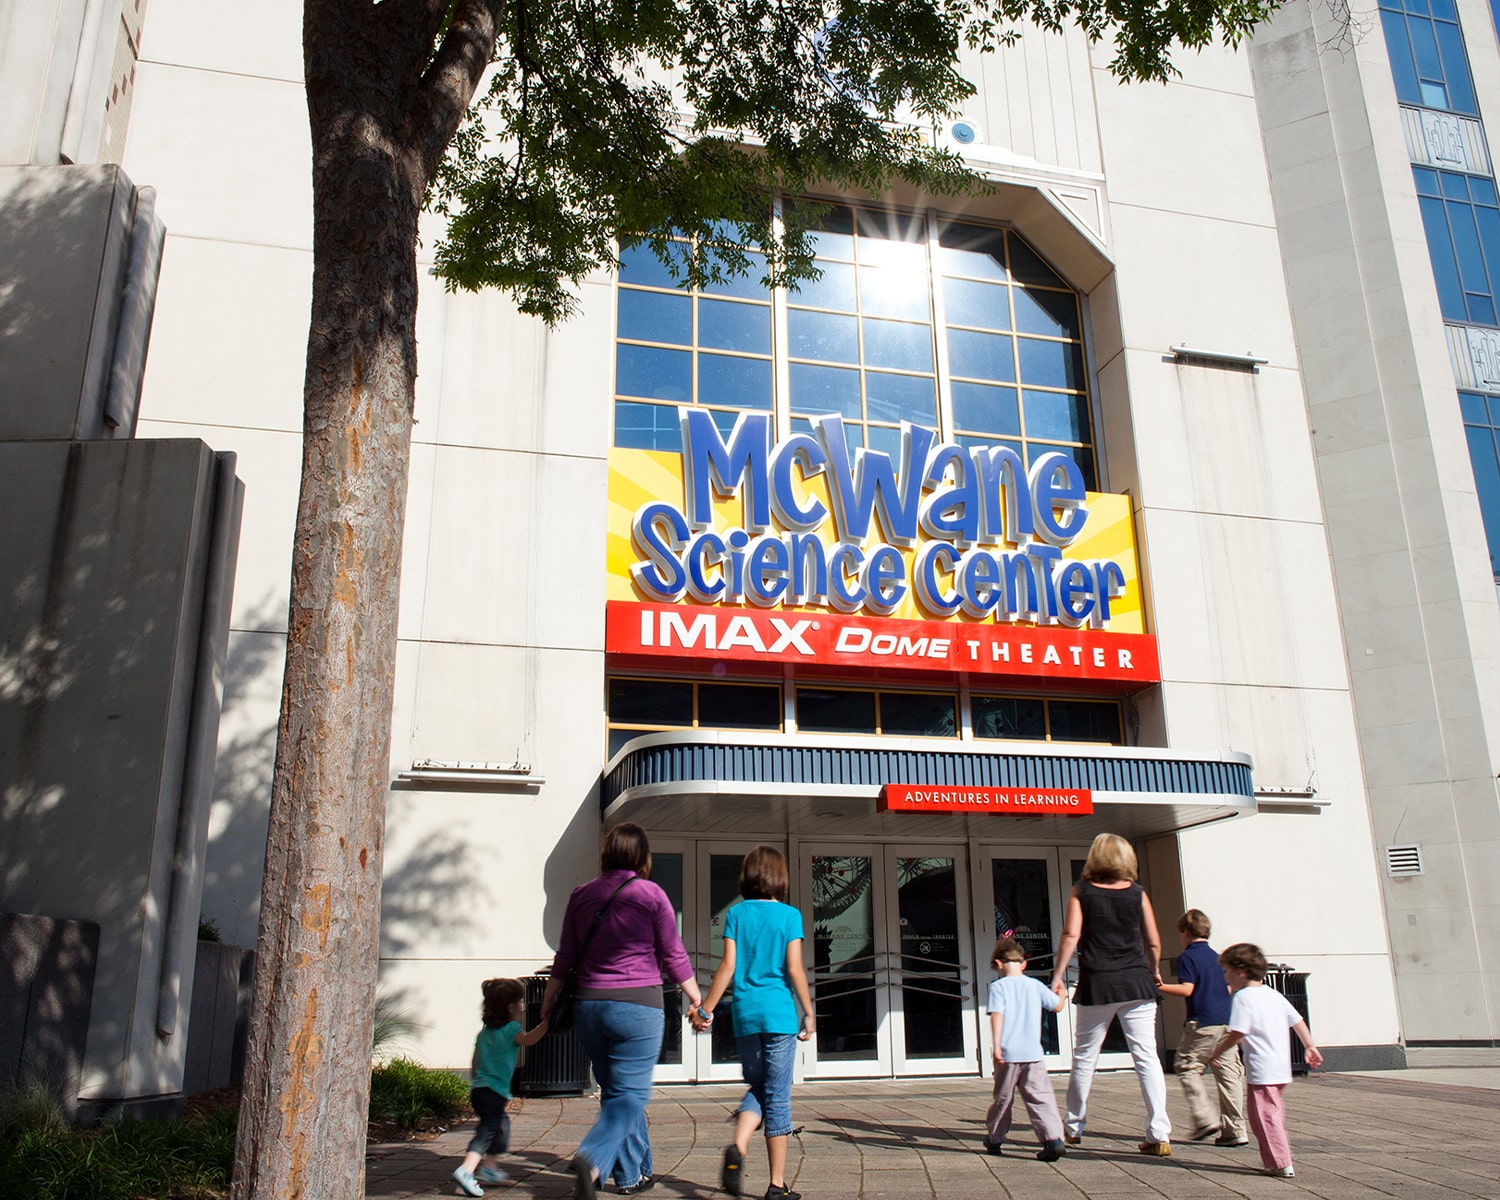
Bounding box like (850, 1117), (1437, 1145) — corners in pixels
(412, 0), (507, 182)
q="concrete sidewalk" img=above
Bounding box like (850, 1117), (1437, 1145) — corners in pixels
(366, 1052), (1500, 1200)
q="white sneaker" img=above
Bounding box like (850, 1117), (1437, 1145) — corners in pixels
(452, 1167), (485, 1197)
(1263, 1165), (1295, 1178)
(476, 1166), (510, 1185)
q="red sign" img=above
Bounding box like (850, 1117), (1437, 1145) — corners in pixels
(880, 784), (1094, 816)
(605, 600), (1159, 685)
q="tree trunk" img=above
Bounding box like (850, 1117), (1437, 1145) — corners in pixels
(231, 14), (426, 1199)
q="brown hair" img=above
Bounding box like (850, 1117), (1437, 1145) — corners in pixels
(1081, 832), (1137, 882)
(1178, 909), (1211, 939)
(601, 822), (652, 876)
(739, 845), (790, 901)
(1218, 942), (1268, 982)
(991, 936), (1026, 964)
(481, 977), (525, 1029)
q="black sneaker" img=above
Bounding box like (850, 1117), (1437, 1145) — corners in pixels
(1036, 1140), (1066, 1162)
(571, 1157), (597, 1200)
(618, 1176), (655, 1196)
(721, 1145), (743, 1197)
(763, 1187), (801, 1200)
(982, 1139), (1003, 1155)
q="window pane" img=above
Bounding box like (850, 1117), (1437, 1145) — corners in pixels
(789, 309), (859, 363)
(613, 400), (682, 451)
(1413, 166), (1441, 196)
(880, 691), (957, 736)
(699, 353), (772, 409)
(610, 678), (693, 725)
(797, 688), (877, 733)
(1449, 201), (1488, 294)
(790, 362), (861, 417)
(697, 683), (782, 729)
(609, 728), (641, 758)
(1047, 700), (1122, 744)
(619, 242), (681, 289)
(1467, 425), (1500, 574)
(1034, 443), (1097, 491)
(700, 250), (769, 299)
(1380, 11), (1421, 105)
(1461, 391), (1489, 423)
(1410, 19), (1444, 84)
(1013, 287), (1080, 339)
(1434, 22), (1476, 113)
(863, 319), (934, 373)
(1017, 336), (1085, 390)
(1418, 193), (1467, 319)
(807, 205), (856, 259)
(943, 277), (1011, 331)
(1440, 171), (1470, 201)
(617, 344), (691, 400)
(699, 298), (770, 353)
(860, 265), (931, 320)
(866, 423), (904, 461)
(972, 696), (1045, 740)
(618, 288), (691, 345)
(794, 260), (858, 311)
(855, 209), (926, 255)
(1023, 389), (1090, 442)
(937, 224), (1008, 281)
(952, 382), (1021, 436)
(865, 371), (937, 425)
(948, 328), (1017, 383)
(956, 433), (1025, 459)
(1006, 237), (1065, 288)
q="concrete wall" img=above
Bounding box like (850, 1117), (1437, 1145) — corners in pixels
(0, 912), (99, 1116)
(1248, 0), (1500, 1041)
(0, 438), (242, 1108)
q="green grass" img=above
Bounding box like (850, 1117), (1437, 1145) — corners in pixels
(0, 1107), (237, 1200)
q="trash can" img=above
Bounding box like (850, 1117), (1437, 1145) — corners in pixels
(513, 974), (593, 1096)
(1262, 964), (1311, 1075)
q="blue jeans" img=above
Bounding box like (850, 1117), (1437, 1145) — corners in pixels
(574, 999), (663, 1185)
(736, 1033), (797, 1139)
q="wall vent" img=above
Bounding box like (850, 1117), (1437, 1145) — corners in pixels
(947, 119), (981, 146)
(1384, 844), (1424, 877)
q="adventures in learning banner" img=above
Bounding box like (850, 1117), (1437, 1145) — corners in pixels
(605, 409), (1159, 685)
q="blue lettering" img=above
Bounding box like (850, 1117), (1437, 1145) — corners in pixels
(815, 416), (933, 545)
(921, 443), (979, 543)
(1056, 560), (1096, 625)
(629, 502), (689, 600)
(864, 545), (907, 615)
(914, 542), (962, 616)
(681, 408), (771, 530)
(687, 531), (726, 601)
(1031, 452), (1087, 545)
(970, 444), (1033, 544)
(789, 532), (829, 604)
(747, 536), (791, 605)
(828, 542), (865, 612)
(769, 433), (829, 530)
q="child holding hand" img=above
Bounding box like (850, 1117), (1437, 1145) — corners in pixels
(452, 978), (550, 1197)
(1212, 944), (1323, 1179)
(984, 937), (1067, 1162)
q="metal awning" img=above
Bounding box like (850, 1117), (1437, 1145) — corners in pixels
(602, 731), (1256, 841)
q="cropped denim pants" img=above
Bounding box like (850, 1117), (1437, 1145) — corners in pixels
(736, 1033), (798, 1139)
(574, 999), (663, 1187)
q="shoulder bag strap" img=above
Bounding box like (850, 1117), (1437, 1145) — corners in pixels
(573, 874), (637, 967)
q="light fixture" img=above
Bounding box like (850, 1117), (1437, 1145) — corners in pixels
(395, 759), (545, 789)
(1169, 344), (1268, 370)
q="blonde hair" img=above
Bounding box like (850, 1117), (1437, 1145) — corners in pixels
(1081, 832), (1137, 882)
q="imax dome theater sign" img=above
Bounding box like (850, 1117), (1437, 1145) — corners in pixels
(605, 408), (1159, 684)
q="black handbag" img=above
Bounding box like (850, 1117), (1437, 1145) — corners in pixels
(550, 875), (636, 1034)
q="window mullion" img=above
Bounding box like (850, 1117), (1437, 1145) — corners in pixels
(928, 207), (956, 441)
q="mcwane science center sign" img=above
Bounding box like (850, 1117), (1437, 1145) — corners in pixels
(605, 409), (1159, 685)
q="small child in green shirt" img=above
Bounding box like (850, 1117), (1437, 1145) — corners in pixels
(453, 978), (550, 1197)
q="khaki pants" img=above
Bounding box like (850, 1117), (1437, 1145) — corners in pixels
(1175, 1021), (1245, 1139)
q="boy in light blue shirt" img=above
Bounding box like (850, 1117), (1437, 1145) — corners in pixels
(984, 937), (1067, 1161)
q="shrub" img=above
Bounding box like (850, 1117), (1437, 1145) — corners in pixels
(0, 1107), (236, 1200)
(368, 1057), (469, 1130)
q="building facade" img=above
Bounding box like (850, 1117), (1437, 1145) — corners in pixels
(10, 0), (1500, 1098)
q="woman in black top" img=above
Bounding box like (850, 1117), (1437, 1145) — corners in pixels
(1048, 832), (1172, 1155)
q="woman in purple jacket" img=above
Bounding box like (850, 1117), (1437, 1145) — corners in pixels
(540, 823), (703, 1200)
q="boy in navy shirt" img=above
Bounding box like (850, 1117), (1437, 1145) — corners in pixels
(1158, 909), (1246, 1145)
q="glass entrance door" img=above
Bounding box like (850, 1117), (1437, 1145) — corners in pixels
(798, 845), (975, 1078)
(976, 845), (1136, 1072)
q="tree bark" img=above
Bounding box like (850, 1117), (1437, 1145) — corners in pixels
(230, 2), (498, 1194)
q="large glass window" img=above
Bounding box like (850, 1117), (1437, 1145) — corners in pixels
(1379, 0), (1478, 114)
(606, 676), (782, 756)
(1461, 391), (1500, 575)
(613, 205), (1097, 486)
(972, 694), (1123, 744)
(614, 240), (774, 453)
(1413, 168), (1500, 326)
